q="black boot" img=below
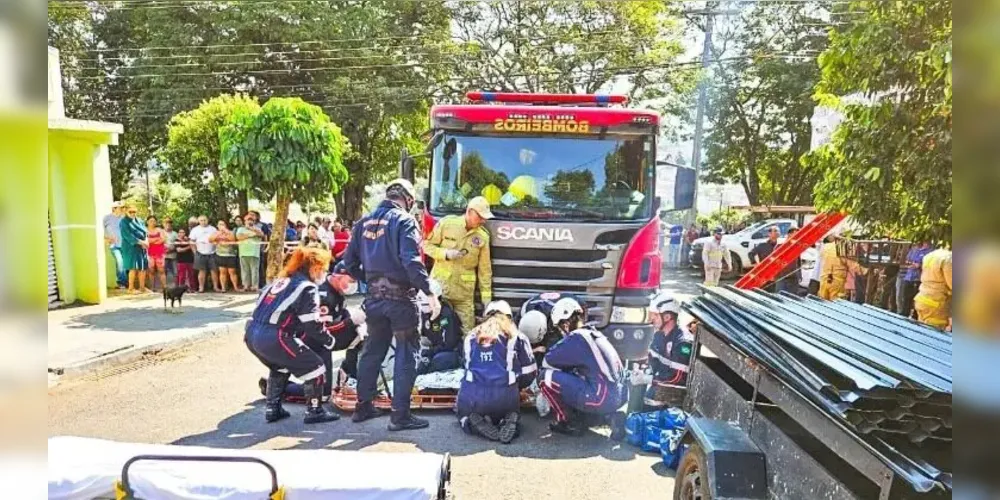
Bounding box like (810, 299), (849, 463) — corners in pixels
(388, 410), (430, 431)
(468, 413), (500, 441)
(303, 378), (340, 424)
(258, 377), (267, 397)
(264, 371), (291, 423)
(499, 411), (520, 444)
(608, 411), (627, 442)
(352, 401), (386, 423)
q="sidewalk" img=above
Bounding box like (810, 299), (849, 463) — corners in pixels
(48, 292), (257, 381)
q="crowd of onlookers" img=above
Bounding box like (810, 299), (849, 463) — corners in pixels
(103, 201), (353, 295)
(661, 223), (703, 268)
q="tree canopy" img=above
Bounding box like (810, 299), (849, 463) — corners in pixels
(220, 97), (350, 277)
(160, 94), (261, 220)
(702, 1), (829, 206)
(808, 0), (952, 242)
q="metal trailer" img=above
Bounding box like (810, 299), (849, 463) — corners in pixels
(674, 324), (945, 500)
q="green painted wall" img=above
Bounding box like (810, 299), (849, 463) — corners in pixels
(48, 129), (116, 305)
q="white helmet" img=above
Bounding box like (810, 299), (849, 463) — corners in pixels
(386, 178), (417, 201)
(518, 310), (548, 344)
(551, 297), (584, 325)
(484, 300), (513, 318)
(649, 291), (681, 316)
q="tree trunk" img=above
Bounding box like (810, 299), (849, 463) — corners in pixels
(238, 189), (249, 216)
(266, 190), (292, 281)
(342, 182), (367, 222)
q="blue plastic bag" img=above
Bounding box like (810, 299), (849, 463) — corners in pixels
(660, 428), (687, 469)
(659, 408), (688, 431)
(641, 424), (663, 452)
(625, 413), (645, 447)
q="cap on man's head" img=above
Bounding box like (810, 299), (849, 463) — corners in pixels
(111, 201), (124, 208)
(467, 196), (494, 219)
(713, 226), (725, 234)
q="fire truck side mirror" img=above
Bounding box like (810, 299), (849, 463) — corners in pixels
(654, 196), (662, 213)
(443, 138), (457, 161)
(399, 149), (415, 183)
(426, 130), (445, 153)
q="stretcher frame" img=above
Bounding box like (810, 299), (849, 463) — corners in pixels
(331, 386), (538, 412)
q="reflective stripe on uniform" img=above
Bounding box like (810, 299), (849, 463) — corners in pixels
(914, 294), (942, 308)
(299, 365), (326, 381)
(506, 335), (517, 385)
(268, 281), (315, 324)
(578, 329), (613, 381)
(298, 313), (318, 323)
(464, 336), (474, 382)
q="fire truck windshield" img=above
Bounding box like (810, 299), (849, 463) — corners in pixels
(429, 132), (654, 221)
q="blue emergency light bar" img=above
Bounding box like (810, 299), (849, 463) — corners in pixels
(466, 92), (628, 105)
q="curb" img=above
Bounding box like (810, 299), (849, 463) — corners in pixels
(49, 319), (248, 380)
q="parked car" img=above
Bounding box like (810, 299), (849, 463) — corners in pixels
(688, 219), (798, 280)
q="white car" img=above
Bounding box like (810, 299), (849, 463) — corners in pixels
(690, 219), (813, 286)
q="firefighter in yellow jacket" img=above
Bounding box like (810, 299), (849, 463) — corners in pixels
(423, 196), (494, 330)
(818, 237), (848, 300)
(914, 247), (952, 330)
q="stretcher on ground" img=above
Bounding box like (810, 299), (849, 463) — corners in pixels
(331, 385), (537, 412)
(48, 436), (451, 500)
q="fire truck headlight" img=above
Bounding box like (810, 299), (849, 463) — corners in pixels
(611, 306), (648, 324)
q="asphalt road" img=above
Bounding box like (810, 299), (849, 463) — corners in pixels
(48, 268), (703, 499)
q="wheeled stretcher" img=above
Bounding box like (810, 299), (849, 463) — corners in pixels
(48, 436), (451, 500)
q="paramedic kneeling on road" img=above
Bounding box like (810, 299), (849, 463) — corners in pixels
(245, 247), (341, 425)
(422, 196), (494, 331)
(644, 292), (693, 409)
(342, 178), (439, 431)
(539, 297), (628, 437)
(457, 301), (535, 444)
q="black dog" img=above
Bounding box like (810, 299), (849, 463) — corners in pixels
(164, 284), (189, 308)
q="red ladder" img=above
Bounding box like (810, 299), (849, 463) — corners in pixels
(734, 212), (847, 290)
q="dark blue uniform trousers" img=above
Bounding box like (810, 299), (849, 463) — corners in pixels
(357, 298), (420, 413)
(541, 370), (627, 421)
(457, 383), (520, 422)
(245, 327), (325, 381)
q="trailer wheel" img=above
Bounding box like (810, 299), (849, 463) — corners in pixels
(674, 443), (712, 500)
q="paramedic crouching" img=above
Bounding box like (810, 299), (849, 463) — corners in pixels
(539, 297), (628, 438)
(342, 178), (439, 431)
(457, 301), (536, 443)
(245, 247), (341, 425)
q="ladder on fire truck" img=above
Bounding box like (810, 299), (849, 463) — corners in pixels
(734, 212), (847, 290)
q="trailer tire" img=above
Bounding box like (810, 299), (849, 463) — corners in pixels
(674, 443), (712, 500)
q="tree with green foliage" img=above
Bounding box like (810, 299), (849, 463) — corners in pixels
(48, 0), (451, 216)
(807, 0), (951, 243)
(703, 2), (829, 206)
(220, 98), (350, 279)
(160, 94), (261, 220)
(447, 0), (695, 129)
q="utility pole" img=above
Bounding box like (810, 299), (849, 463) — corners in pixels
(689, 12), (714, 225)
(683, 5), (735, 225)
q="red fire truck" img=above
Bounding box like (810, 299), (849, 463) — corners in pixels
(402, 91), (693, 361)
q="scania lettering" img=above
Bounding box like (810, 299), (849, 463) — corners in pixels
(496, 226), (575, 243)
(402, 91), (694, 362)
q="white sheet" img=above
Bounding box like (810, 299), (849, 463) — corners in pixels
(48, 436), (445, 500)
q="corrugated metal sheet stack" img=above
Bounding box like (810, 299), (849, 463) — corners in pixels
(685, 286), (952, 494)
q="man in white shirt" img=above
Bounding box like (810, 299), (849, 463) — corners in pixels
(189, 215), (220, 292)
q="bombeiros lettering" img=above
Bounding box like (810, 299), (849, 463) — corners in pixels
(493, 118), (590, 134)
(496, 226), (575, 243)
